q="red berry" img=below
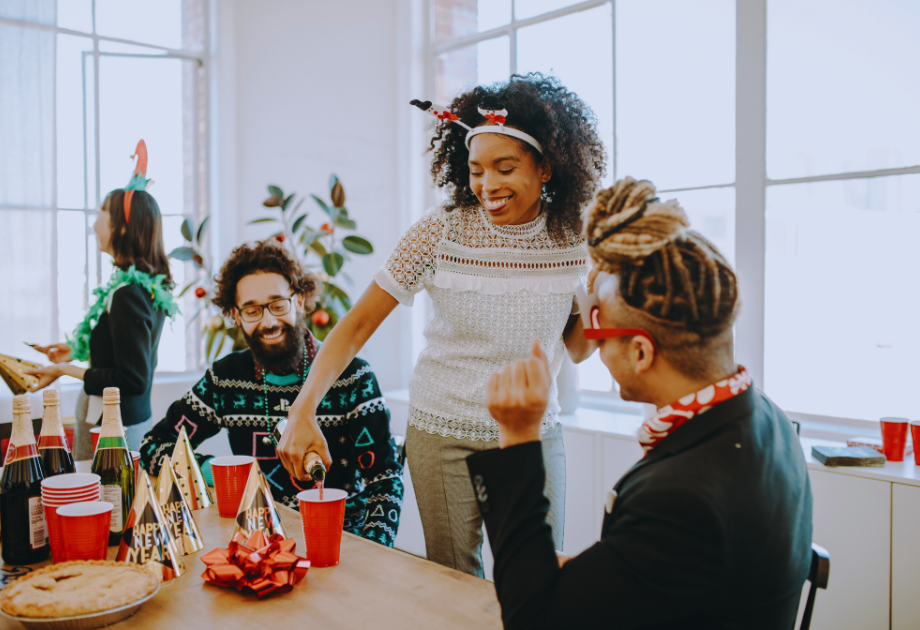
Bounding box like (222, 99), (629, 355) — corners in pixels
(320, 223), (334, 234)
(311, 309), (330, 326)
(273, 234), (285, 243)
(195, 287), (206, 298)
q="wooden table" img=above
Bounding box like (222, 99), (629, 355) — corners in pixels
(1, 502), (502, 629)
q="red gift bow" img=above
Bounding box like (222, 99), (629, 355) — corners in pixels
(483, 112), (506, 125)
(201, 531), (310, 599)
(436, 110), (459, 122)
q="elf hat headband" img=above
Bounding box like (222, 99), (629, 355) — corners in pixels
(122, 139), (153, 223)
(410, 100), (543, 154)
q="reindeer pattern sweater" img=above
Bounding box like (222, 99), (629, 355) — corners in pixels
(139, 350), (403, 547)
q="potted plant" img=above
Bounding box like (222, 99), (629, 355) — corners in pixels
(251, 175), (373, 340)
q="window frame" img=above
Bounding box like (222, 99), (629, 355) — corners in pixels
(0, 2), (210, 372)
(424, 0), (918, 430)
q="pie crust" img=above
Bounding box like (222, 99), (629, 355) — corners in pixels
(0, 560), (159, 618)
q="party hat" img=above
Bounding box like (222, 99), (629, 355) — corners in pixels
(232, 463), (287, 541)
(155, 455), (204, 555)
(117, 470), (185, 581)
(170, 426), (213, 510)
(0, 354), (41, 395)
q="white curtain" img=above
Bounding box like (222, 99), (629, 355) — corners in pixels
(0, 0), (56, 355)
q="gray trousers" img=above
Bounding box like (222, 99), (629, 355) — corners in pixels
(406, 423), (566, 578)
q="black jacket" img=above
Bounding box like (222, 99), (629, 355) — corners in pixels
(466, 387), (813, 630)
(83, 283), (166, 426)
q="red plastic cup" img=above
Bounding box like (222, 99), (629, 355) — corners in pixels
(42, 473), (101, 492)
(90, 427), (102, 451)
(56, 502), (113, 561)
(131, 451), (140, 480)
(909, 421), (920, 466)
(42, 491), (100, 505)
(881, 417), (909, 462)
(297, 488), (347, 567)
(210, 456), (255, 517)
(43, 494), (100, 563)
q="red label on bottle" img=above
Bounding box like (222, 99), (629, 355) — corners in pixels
(4, 444), (39, 465)
(38, 435), (69, 451)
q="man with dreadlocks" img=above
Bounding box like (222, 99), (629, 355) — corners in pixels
(467, 177), (813, 629)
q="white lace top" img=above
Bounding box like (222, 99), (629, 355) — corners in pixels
(373, 205), (586, 441)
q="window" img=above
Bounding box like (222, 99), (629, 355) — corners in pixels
(427, 0), (918, 424)
(0, 0), (208, 374)
(429, 0), (735, 400)
(763, 0), (920, 420)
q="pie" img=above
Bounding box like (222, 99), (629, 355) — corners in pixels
(0, 560), (159, 618)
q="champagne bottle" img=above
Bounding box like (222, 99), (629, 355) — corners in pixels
(37, 389), (75, 477)
(272, 419), (326, 481)
(91, 387), (135, 545)
(0, 395), (49, 565)
(304, 452), (326, 482)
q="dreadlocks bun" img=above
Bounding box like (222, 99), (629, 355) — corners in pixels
(587, 177), (738, 339)
(586, 177), (689, 271)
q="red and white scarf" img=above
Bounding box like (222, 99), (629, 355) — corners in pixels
(638, 367), (752, 452)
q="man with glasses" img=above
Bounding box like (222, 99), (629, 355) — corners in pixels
(139, 240), (403, 547)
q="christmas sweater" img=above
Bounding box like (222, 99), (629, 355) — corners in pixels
(139, 349), (403, 547)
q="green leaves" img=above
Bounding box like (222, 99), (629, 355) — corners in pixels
(268, 185), (284, 198)
(311, 194), (335, 221)
(181, 218), (194, 243)
(169, 246), (197, 261)
(322, 252), (344, 276)
(249, 217), (277, 224)
(342, 235), (373, 255)
(196, 216), (209, 245)
(292, 213), (308, 234)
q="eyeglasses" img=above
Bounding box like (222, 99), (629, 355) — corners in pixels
(236, 297), (293, 323)
(574, 280), (658, 351)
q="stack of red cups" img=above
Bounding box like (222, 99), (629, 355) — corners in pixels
(41, 473), (102, 563)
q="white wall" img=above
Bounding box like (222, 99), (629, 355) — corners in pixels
(213, 0), (414, 392)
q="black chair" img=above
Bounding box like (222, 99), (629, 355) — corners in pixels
(799, 543), (830, 630)
(391, 434), (406, 467)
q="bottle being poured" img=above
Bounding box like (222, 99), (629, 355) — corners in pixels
(274, 419), (326, 499)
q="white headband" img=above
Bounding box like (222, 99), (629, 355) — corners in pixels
(410, 100), (544, 154)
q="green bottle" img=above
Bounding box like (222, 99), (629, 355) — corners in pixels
(90, 387), (135, 545)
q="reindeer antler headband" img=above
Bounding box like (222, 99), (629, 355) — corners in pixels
(410, 100), (544, 154)
(122, 139), (152, 223)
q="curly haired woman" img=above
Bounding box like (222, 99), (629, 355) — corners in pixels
(279, 73), (607, 576)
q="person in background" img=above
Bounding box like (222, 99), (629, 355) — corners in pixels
(28, 141), (176, 456)
(467, 177), (813, 629)
(139, 240), (403, 546)
(277, 73), (606, 577)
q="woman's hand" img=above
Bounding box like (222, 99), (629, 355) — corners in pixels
(485, 338), (551, 449)
(556, 551), (573, 568)
(24, 365), (64, 391)
(277, 403), (333, 481)
(31, 343), (72, 364)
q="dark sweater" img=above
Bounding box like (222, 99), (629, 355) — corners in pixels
(139, 349), (404, 547)
(467, 387), (813, 630)
(83, 283), (166, 426)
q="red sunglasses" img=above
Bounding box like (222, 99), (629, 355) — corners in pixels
(575, 281), (657, 351)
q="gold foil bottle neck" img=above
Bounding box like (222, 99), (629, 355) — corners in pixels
(100, 388), (126, 439)
(12, 394), (30, 415)
(10, 395), (35, 447)
(103, 387), (120, 405)
(40, 389), (64, 437)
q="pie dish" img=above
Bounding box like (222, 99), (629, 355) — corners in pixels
(0, 561), (159, 618)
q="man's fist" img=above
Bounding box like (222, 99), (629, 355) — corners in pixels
(484, 338), (551, 449)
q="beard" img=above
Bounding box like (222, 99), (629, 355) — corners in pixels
(243, 316), (307, 375)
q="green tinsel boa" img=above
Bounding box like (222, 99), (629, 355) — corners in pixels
(67, 266), (179, 362)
